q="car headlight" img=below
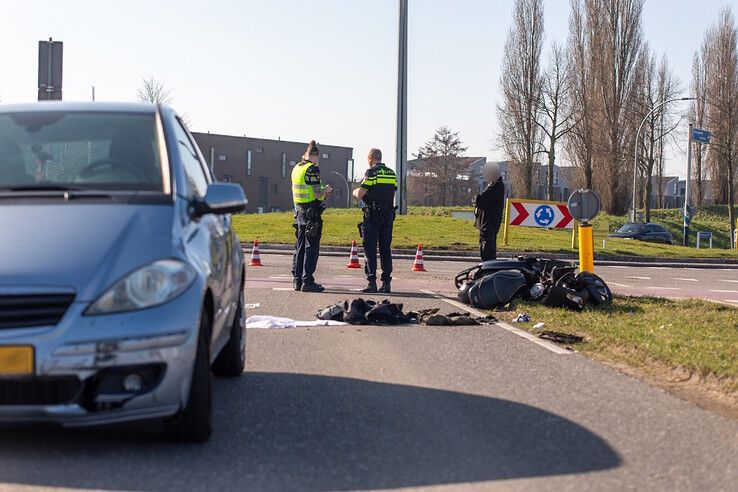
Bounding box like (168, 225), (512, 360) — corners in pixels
(86, 259), (196, 315)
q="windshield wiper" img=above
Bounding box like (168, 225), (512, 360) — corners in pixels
(1, 185), (85, 192)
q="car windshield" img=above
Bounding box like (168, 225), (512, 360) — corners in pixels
(0, 111), (163, 192)
(616, 224), (644, 234)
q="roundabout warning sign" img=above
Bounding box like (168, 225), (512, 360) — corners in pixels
(503, 198), (575, 246)
(507, 200), (574, 229)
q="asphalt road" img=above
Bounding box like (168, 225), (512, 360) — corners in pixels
(0, 252), (736, 491)
(246, 250), (738, 305)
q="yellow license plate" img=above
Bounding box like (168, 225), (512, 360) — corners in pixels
(0, 346), (34, 376)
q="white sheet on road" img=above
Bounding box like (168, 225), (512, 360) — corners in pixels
(246, 315), (347, 329)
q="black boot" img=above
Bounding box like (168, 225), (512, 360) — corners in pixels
(361, 281), (378, 293)
(293, 279), (302, 291)
(378, 281), (391, 293)
(301, 282), (325, 293)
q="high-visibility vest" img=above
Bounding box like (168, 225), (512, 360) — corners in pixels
(291, 161), (318, 204)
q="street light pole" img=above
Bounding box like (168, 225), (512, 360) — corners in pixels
(395, 0), (408, 214)
(328, 170), (351, 209)
(683, 122), (694, 246)
(631, 97), (694, 223)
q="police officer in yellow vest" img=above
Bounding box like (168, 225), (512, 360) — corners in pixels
(292, 140), (332, 292)
(353, 148), (397, 293)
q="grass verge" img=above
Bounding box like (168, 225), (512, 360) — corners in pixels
(496, 296), (738, 396)
(232, 207), (738, 259)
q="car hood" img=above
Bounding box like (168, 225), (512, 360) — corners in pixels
(0, 203), (174, 301)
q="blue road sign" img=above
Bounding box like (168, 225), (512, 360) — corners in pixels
(692, 128), (711, 144)
(534, 205), (555, 227)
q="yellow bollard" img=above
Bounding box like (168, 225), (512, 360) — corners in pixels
(578, 223), (594, 273)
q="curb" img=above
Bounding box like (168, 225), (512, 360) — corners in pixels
(241, 242), (738, 269)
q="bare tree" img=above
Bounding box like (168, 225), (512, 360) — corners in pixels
(137, 76), (172, 105)
(634, 48), (681, 221)
(653, 56), (681, 212)
(590, 0), (645, 214)
(415, 126), (468, 206)
(496, 0), (545, 198)
(690, 40), (710, 206)
(565, 0), (599, 191)
(538, 42), (576, 200)
(704, 7), (738, 236)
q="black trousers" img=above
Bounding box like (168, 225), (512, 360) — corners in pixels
(480, 232), (497, 262)
(292, 208), (322, 284)
(361, 211), (394, 283)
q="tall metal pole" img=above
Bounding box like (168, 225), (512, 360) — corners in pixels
(46, 38), (53, 100)
(395, 0), (408, 214)
(683, 122), (694, 246)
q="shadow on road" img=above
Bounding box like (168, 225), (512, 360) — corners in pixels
(0, 372), (620, 490)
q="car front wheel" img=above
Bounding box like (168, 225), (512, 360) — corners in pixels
(163, 309), (213, 442)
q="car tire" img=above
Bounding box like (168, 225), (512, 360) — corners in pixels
(163, 310), (212, 443)
(212, 289), (246, 378)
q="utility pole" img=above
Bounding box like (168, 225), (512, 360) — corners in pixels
(683, 122), (694, 246)
(395, 0), (408, 214)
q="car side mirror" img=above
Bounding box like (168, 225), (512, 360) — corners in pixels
(193, 183), (248, 217)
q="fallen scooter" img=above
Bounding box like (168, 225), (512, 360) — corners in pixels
(455, 256), (612, 311)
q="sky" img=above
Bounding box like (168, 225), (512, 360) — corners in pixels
(1, 0), (735, 179)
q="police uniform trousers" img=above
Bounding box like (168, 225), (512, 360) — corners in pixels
(479, 231), (497, 261)
(361, 208), (394, 283)
(292, 206), (322, 285)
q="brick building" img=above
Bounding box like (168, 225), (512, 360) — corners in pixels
(191, 132), (354, 213)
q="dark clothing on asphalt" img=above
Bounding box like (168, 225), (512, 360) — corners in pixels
(292, 205), (323, 285)
(360, 163), (397, 283)
(474, 178), (505, 261)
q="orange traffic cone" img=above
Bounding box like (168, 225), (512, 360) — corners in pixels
(249, 240), (263, 266)
(346, 240), (362, 269)
(411, 244), (427, 272)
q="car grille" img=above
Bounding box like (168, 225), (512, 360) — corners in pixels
(0, 294), (75, 329)
(0, 376), (82, 405)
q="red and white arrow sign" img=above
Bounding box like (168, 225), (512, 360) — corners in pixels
(508, 200), (574, 229)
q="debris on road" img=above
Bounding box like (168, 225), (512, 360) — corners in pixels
(533, 322), (546, 330)
(316, 300), (497, 326)
(246, 315), (347, 329)
(245, 303), (261, 309)
(513, 313), (531, 323)
(317, 299), (416, 325)
(416, 308), (497, 326)
(538, 331), (584, 345)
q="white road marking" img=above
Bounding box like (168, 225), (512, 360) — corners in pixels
(604, 265), (628, 269)
(717, 279), (738, 283)
(648, 267), (668, 270)
(626, 276), (652, 280)
(673, 278), (698, 282)
(725, 299), (738, 304)
(420, 289), (572, 355)
(709, 289), (738, 294)
(647, 286), (682, 291)
(608, 282), (632, 288)
(269, 275), (292, 279)
(272, 287), (293, 291)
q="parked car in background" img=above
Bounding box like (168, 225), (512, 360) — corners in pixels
(608, 223), (674, 245)
(0, 102), (247, 442)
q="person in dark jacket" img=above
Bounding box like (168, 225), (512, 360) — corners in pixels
(473, 163), (505, 261)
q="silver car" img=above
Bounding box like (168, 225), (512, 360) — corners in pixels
(0, 102), (247, 442)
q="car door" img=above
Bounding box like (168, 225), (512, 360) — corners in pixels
(653, 225), (670, 244)
(171, 118), (231, 351)
(643, 225), (659, 243)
